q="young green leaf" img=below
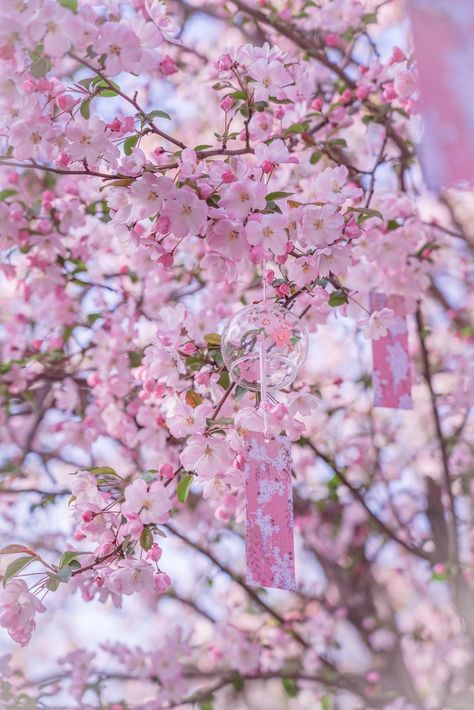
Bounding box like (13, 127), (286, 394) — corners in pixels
(3, 556), (35, 587)
(177, 474), (193, 503)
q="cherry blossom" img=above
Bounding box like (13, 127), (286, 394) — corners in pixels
(180, 435), (235, 478)
(122, 478), (171, 525)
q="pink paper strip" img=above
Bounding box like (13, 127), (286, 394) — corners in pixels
(408, 0), (474, 190)
(370, 293), (413, 410)
(243, 432), (296, 591)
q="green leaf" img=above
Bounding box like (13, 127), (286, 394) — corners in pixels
(3, 556), (35, 587)
(231, 673), (245, 692)
(77, 77), (94, 89)
(348, 206), (383, 221)
(58, 0), (78, 11)
(59, 551), (81, 570)
(177, 474), (193, 503)
(235, 385), (248, 400)
(123, 135), (139, 156)
(285, 121), (309, 134)
(185, 390), (203, 408)
(362, 11), (377, 24)
(282, 678), (299, 698)
(265, 191), (294, 201)
(204, 333), (221, 347)
(80, 99), (91, 119)
(46, 574), (60, 592)
(310, 151), (323, 164)
(30, 57), (51, 78)
(128, 350), (144, 367)
(230, 90), (246, 100)
(140, 527), (154, 551)
(0, 189), (18, 201)
(194, 144), (213, 151)
(199, 702), (214, 710)
(141, 469), (158, 482)
(217, 370), (230, 390)
(328, 291), (348, 307)
(58, 565), (73, 581)
(88, 466), (118, 476)
(0, 544), (36, 556)
(145, 109), (171, 122)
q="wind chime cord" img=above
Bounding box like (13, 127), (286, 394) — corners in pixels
(260, 260), (269, 440)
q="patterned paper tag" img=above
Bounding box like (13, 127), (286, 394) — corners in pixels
(243, 431), (296, 591)
(370, 292), (413, 410)
(408, 0), (474, 190)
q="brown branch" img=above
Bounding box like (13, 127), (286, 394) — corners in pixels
(415, 308), (460, 567)
(69, 52), (187, 150)
(302, 440), (433, 562)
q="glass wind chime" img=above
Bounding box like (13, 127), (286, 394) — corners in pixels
(221, 267), (412, 592)
(221, 268), (308, 590)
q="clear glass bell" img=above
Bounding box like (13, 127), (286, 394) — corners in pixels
(221, 303), (308, 392)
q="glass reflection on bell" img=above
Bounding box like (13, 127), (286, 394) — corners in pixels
(221, 303), (308, 392)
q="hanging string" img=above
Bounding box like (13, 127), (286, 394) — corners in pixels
(260, 260), (269, 440)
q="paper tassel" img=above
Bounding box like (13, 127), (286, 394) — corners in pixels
(243, 431), (296, 591)
(408, 0), (474, 190)
(370, 292), (413, 410)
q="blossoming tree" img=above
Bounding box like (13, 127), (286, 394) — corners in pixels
(0, 0), (473, 708)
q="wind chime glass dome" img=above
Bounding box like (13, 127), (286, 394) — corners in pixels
(221, 303), (309, 392)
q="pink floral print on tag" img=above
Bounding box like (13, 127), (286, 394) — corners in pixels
(408, 0), (474, 190)
(370, 292), (413, 410)
(243, 432), (296, 591)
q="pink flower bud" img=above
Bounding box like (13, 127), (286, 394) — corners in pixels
(160, 55), (178, 76)
(390, 46), (405, 64)
(147, 544), (163, 562)
(159, 463), (175, 479)
(275, 253), (287, 265)
(341, 88), (352, 104)
(216, 53), (233, 71)
(22, 79), (37, 94)
(274, 105), (285, 119)
(355, 85), (370, 101)
(325, 33), (340, 47)
(366, 671), (380, 684)
(285, 240), (294, 254)
(81, 510), (95, 523)
(56, 152), (71, 168)
(56, 94), (75, 111)
(7, 172), (19, 184)
(222, 170), (236, 183)
(181, 342), (197, 355)
(276, 283), (290, 297)
(220, 96), (234, 112)
(107, 117), (122, 132)
(310, 97), (323, 111)
(158, 253), (174, 269)
(383, 83), (397, 102)
(261, 160), (274, 173)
